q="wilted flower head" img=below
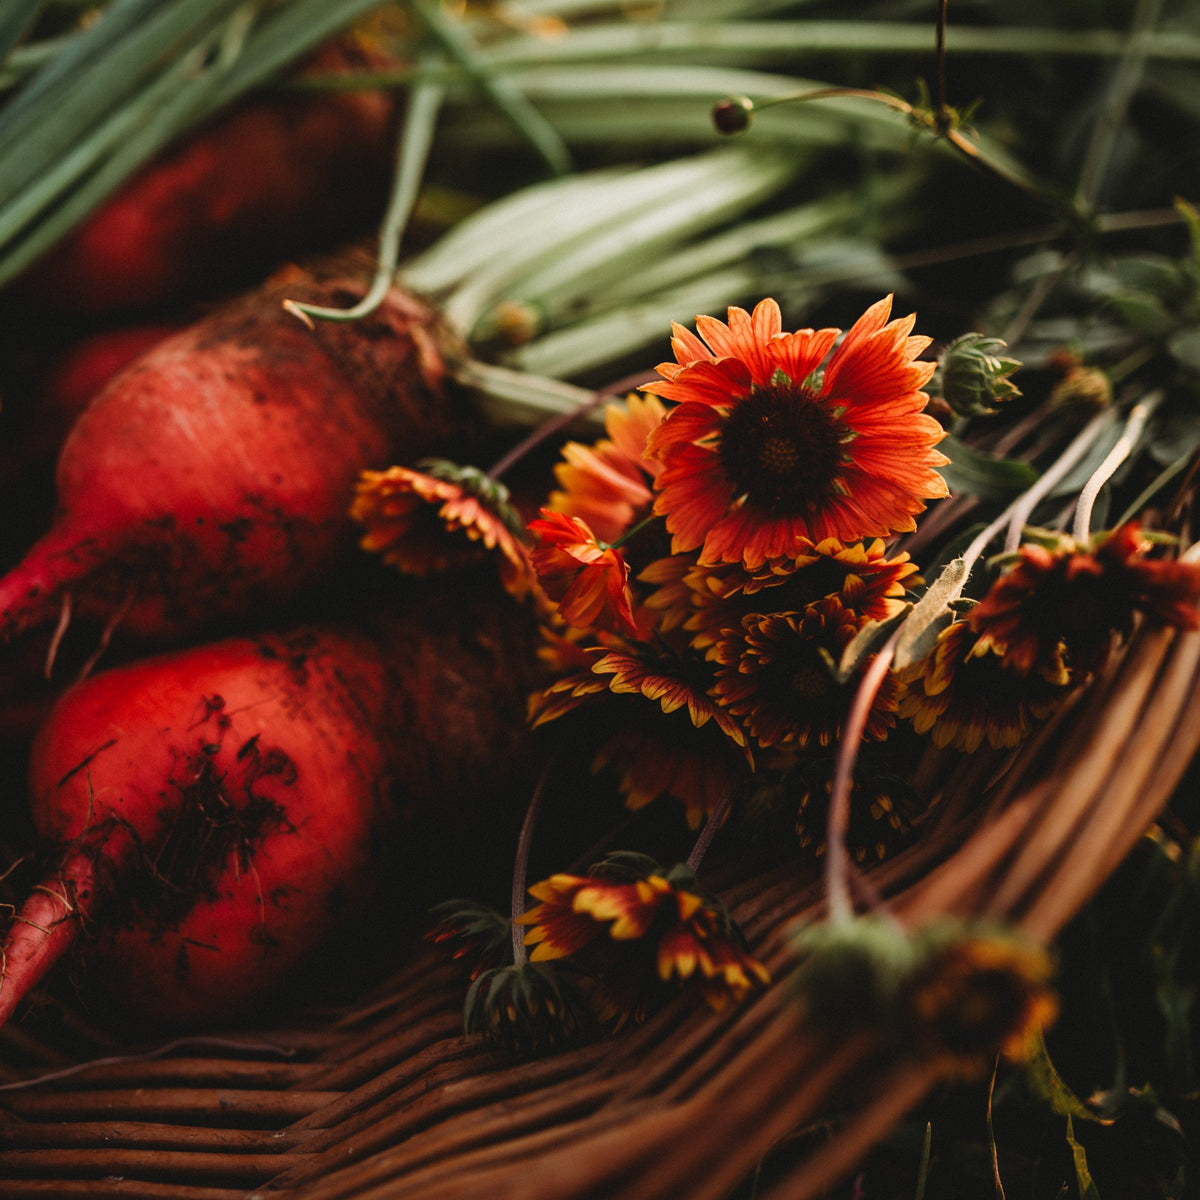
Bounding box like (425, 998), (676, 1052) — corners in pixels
(643, 296), (948, 568)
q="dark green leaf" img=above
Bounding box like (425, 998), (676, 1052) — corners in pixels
(937, 435), (1039, 500)
(1167, 327), (1200, 371)
(0, 0), (45, 65)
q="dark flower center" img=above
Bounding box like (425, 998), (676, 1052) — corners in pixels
(718, 383), (849, 513)
(791, 658), (831, 698)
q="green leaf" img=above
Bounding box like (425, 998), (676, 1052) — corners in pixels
(1023, 1027), (1105, 1124)
(1105, 286), (1177, 338)
(937, 435), (1039, 500)
(1152, 943), (1196, 1093)
(1065, 1114), (1103, 1200)
(1167, 327), (1200, 371)
(893, 557), (967, 673)
(0, 0), (45, 65)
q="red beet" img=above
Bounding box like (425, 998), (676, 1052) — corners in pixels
(0, 323), (179, 497)
(0, 266), (465, 644)
(22, 45), (396, 316)
(0, 590), (538, 1029)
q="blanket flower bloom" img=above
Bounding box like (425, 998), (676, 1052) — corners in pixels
(547, 393), (667, 544)
(643, 296), (948, 568)
(352, 460), (536, 599)
(711, 596), (898, 750)
(529, 509), (640, 636)
(969, 522), (1200, 678)
(897, 620), (1071, 753)
(519, 860), (769, 1021)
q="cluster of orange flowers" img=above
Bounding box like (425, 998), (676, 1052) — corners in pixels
(357, 293), (1200, 1036)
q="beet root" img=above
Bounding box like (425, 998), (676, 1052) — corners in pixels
(1, 626), (394, 1028)
(0, 584), (542, 1030)
(0, 268), (466, 644)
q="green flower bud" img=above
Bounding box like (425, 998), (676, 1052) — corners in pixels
(934, 333), (1022, 417)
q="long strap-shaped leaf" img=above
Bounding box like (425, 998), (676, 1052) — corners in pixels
(0, 0), (247, 205)
(0, 0), (44, 67)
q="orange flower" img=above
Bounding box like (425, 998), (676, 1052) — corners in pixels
(712, 596), (898, 750)
(778, 750), (929, 864)
(970, 523), (1200, 678)
(897, 620), (1071, 753)
(527, 643), (751, 827)
(595, 718), (751, 829)
(548, 393), (667, 544)
(518, 860), (769, 1022)
(352, 461), (536, 599)
(646, 537), (918, 655)
(529, 509), (640, 635)
(643, 296), (948, 568)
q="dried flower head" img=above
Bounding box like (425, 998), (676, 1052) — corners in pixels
(643, 296), (948, 568)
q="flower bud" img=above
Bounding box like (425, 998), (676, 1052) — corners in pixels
(712, 96), (754, 134)
(934, 332), (1022, 417)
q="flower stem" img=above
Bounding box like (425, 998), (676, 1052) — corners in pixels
(1002, 407), (1116, 554)
(824, 633), (900, 926)
(935, 0), (949, 123)
(485, 382), (614, 480)
(511, 769), (550, 967)
(1072, 393), (1160, 542)
(686, 788), (734, 873)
